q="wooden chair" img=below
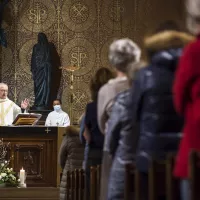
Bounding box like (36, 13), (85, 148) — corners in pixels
(190, 151), (200, 200)
(165, 154), (180, 200)
(125, 164), (135, 200)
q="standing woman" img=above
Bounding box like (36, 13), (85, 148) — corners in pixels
(173, 1), (199, 200)
(98, 38), (141, 200)
(83, 67), (115, 199)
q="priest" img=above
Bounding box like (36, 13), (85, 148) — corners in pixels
(0, 83), (29, 126)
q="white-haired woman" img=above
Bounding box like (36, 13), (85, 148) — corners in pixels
(173, 1), (200, 200)
(98, 38), (141, 200)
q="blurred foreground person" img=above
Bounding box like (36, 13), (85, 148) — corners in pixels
(84, 68), (114, 199)
(173, 1), (199, 200)
(129, 22), (193, 200)
(98, 38), (141, 200)
(107, 61), (144, 200)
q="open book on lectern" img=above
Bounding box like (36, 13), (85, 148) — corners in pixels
(12, 113), (42, 126)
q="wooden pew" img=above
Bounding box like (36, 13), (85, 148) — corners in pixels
(71, 171), (75, 200)
(148, 155), (180, 200)
(134, 168), (144, 200)
(148, 159), (166, 200)
(66, 171), (71, 200)
(125, 164), (135, 200)
(90, 165), (101, 200)
(190, 151), (200, 200)
(166, 154), (180, 200)
(96, 165), (101, 199)
(65, 169), (85, 200)
(78, 169), (85, 200)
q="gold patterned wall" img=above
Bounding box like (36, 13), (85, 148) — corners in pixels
(0, 0), (184, 124)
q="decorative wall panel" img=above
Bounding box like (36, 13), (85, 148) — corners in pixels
(0, 0), (185, 124)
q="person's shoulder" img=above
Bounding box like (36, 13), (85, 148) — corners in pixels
(115, 90), (130, 105)
(116, 89), (130, 99)
(99, 78), (124, 96)
(7, 99), (18, 107)
(87, 101), (95, 106)
(98, 81), (110, 95)
(86, 101), (96, 110)
(134, 66), (151, 81)
(7, 99), (14, 104)
(61, 110), (69, 117)
(47, 111), (54, 116)
(183, 39), (200, 55)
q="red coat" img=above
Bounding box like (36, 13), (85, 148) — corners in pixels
(173, 36), (200, 178)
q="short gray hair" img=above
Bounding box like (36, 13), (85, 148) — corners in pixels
(186, 0), (200, 34)
(109, 38), (141, 73)
(0, 83), (8, 88)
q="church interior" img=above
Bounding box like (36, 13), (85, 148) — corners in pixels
(0, 0), (184, 124)
(1, 0), (198, 200)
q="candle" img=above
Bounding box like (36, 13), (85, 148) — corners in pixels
(71, 73), (73, 82)
(20, 168), (25, 184)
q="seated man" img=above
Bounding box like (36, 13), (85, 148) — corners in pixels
(45, 99), (70, 127)
(0, 82), (29, 126)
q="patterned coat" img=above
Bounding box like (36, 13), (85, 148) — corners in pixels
(107, 90), (137, 200)
(59, 126), (84, 200)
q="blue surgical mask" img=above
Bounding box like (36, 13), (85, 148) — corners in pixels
(54, 105), (61, 112)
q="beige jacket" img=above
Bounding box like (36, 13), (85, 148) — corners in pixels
(97, 77), (129, 135)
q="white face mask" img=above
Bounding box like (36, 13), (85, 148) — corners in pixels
(54, 105), (61, 112)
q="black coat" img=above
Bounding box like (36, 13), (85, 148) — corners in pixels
(129, 48), (184, 172)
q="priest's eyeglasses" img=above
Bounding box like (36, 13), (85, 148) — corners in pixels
(0, 89), (8, 93)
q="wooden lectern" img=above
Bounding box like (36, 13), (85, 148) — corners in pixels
(0, 126), (64, 187)
(12, 113), (41, 126)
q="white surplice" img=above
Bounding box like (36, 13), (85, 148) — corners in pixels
(45, 110), (70, 127)
(0, 98), (21, 126)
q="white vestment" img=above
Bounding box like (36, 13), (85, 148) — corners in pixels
(45, 110), (70, 127)
(0, 98), (21, 126)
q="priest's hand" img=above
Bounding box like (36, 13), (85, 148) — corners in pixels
(21, 98), (30, 109)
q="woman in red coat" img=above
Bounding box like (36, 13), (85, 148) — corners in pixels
(173, 1), (197, 200)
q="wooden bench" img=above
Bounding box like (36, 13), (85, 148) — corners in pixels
(190, 151), (200, 200)
(148, 154), (180, 200)
(90, 165), (101, 200)
(125, 164), (135, 200)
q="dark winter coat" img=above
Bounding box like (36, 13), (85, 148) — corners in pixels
(59, 126), (84, 200)
(129, 31), (193, 173)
